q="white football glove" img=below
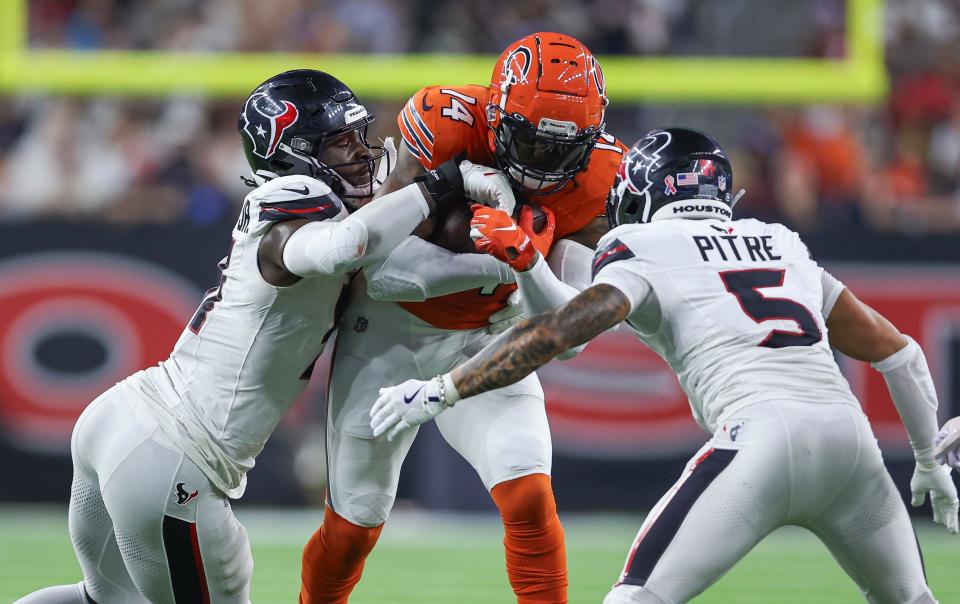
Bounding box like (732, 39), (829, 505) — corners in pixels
(460, 160), (516, 215)
(934, 416), (960, 469)
(910, 460), (959, 534)
(370, 378), (446, 441)
(487, 290), (525, 334)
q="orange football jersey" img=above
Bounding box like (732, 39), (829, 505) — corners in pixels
(396, 84), (626, 330)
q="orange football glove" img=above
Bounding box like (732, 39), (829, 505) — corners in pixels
(470, 204), (537, 271)
(518, 205), (556, 257)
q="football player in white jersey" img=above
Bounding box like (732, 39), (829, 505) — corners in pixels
(15, 69), (514, 604)
(372, 127), (960, 604)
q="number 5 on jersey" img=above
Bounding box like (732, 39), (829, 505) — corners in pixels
(720, 268), (822, 349)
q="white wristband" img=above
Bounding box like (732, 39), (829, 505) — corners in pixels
(440, 373), (462, 406)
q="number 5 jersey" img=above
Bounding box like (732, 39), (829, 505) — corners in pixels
(591, 217), (860, 433)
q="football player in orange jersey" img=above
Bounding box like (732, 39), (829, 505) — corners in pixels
(299, 33), (626, 604)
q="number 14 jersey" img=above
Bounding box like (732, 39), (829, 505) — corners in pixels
(396, 84), (626, 329)
(592, 218), (860, 433)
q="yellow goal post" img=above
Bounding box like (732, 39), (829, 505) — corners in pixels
(0, 0), (886, 103)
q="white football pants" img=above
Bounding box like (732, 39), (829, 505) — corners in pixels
(66, 384), (252, 603)
(326, 285), (552, 527)
(603, 400), (935, 604)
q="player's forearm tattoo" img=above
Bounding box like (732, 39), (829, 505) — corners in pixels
(451, 284), (631, 398)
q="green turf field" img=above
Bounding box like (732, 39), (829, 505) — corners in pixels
(1, 505), (956, 603)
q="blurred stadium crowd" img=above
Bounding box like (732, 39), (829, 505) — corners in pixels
(1, 0), (959, 234)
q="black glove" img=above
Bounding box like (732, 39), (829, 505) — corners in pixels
(414, 157), (465, 214)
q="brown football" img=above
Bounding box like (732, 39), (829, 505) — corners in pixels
(428, 202), (548, 253)
(525, 203), (549, 234)
(429, 203), (477, 253)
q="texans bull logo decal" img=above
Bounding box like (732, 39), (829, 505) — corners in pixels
(175, 482), (199, 506)
(241, 92), (299, 159)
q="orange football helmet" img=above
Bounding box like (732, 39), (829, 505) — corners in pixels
(487, 32), (608, 194)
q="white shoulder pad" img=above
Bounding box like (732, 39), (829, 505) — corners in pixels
(765, 221), (813, 260)
(596, 223), (642, 252)
(592, 224), (647, 280)
(243, 175), (348, 237)
(595, 221), (703, 280)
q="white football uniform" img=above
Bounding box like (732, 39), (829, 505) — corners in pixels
(592, 218), (935, 604)
(325, 237), (553, 527)
(64, 175), (368, 604)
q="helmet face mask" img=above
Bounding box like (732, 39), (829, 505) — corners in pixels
(238, 69), (389, 203)
(605, 174), (646, 229)
(487, 33), (608, 194)
(607, 127), (737, 228)
(492, 107), (601, 194)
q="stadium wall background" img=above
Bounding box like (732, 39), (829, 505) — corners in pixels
(0, 220), (957, 514)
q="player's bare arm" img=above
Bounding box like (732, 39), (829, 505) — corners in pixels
(451, 283), (630, 397)
(368, 284), (630, 440)
(375, 144), (439, 239)
(825, 288), (906, 361)
(259, 218), (311, 286)
(375, 141), (427, 200)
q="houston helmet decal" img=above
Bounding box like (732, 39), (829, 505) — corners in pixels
(241, 92), (300, 159)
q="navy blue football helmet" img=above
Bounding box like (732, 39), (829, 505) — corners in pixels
(606, 127), (741, 227)
(238, 69), (387, 198)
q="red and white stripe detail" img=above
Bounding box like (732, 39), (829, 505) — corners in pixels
(617, 446), (715, 582)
